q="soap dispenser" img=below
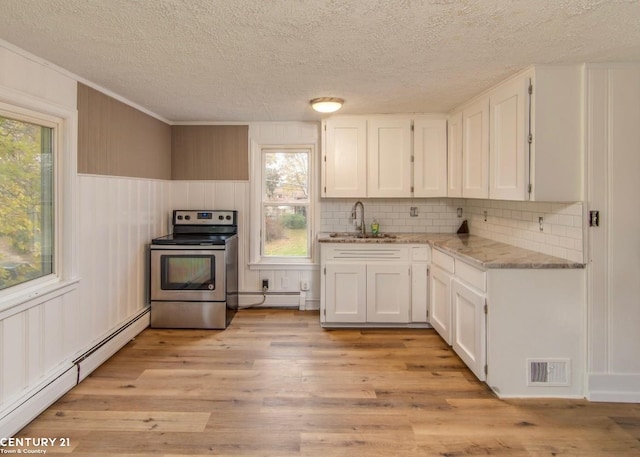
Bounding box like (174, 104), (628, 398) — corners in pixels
(371, 217), (380, 236)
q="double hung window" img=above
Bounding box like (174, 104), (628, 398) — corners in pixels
(261, 148), (311, 259)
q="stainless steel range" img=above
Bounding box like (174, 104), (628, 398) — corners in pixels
(149, 210), (238, 329)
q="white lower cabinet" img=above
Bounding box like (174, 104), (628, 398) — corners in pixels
(324, 263), (367, 323)
(321, 244), (411, 325)
(451, 278), (487, 381)
(366, 265), (410, 323)
(428, 265), (452, 344)
(410, 246), (431, 324)
(430, 249), (487, 382)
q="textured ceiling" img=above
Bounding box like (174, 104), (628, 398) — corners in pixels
(1, 0), (640, 122)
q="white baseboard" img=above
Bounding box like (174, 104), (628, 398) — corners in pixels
(0, 367), (76, 439)
(588, 373), (640, 403)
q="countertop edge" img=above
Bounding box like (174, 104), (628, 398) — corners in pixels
(318, 233), (585, 270)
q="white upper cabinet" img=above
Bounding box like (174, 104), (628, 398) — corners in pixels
(489, 75), (528, 201)
(462, 98), (490, 199)
(447, 111), (463, 198)
(367, 118), (412, 197)
(413, 117), (448, 198)
(323, 115), (447, 198)
(322, 117), (367, 197)
(529, 66), (583, 202)
(455, 65), (583, 202)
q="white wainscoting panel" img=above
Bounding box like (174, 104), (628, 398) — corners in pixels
(170, 181), (251, 290)
(77, 175), (171, 342)
(0, 287), (79, 436)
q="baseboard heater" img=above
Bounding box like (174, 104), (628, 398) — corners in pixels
(73, 307), (150, 382)
(0, 307), (150, 438)
(238, 291), (301, 309)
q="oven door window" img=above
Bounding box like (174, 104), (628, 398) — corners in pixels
(161, 255), (216, 290)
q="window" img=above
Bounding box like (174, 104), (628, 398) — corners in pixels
(261, 148), (311, 259)
(0, 111), (56, 291)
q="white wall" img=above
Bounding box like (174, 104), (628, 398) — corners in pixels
(0, 42), (171, 437)
(0, 43), (82, 436)
(586, 64), (640, 402)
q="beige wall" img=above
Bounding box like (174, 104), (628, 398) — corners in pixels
(171, 125), (249, 180)
(77, 83), (172, 179)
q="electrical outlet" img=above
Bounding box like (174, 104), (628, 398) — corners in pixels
(539, 216), (544, 232)
(457, 207), (463, 218)
(300, 281), (310, 291)
(262, 279), (269, 291)
(483, 210), (488, 222)
(410, 207), (418, 217)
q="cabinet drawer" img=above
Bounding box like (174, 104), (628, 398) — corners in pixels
(432, 249), (454, 273)
(323, 245), (409, 261)
(411, 246), (431, 262)
(454, 259), (486, 292)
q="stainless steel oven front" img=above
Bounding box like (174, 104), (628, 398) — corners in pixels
(150, 246), (226, 303)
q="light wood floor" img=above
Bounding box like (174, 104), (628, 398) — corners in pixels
(10, 309), (640, 456)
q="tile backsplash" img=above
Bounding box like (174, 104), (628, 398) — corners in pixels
(321, 198), (464, 234)
(465, 200), (584, 263)
(320, 198), (584, 263)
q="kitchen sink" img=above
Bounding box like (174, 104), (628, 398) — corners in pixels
(328, 232), (397, 239)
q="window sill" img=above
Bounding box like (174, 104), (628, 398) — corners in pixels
(0, 277), (80, 319)
(249, 261), (319, 271)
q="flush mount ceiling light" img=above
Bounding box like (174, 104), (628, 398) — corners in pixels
(310, 97), (344, 113)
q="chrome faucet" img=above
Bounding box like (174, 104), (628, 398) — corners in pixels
(351, 201), (365, 237)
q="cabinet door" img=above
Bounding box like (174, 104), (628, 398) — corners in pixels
(414, 118), (447, 197)
(429, 265), (452, 344)
(489, 77), (529, 200)
(447, 111), (463, 198)
(366, 264), (410, 323)
(324, 263), (367, 323)
(462, 98), (489, 198)
(451, 278), (486, 381)
(323, 118), (367, 197)
(411, 263), (428, 323)
(367, 118), (412, 197)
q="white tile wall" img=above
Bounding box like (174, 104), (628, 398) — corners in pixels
(321, 198), (465, 234)
(320, 198), (584, 263)
(464, 200), (584, 262)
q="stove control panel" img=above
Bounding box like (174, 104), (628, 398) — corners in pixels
(173, 210), (237, 226)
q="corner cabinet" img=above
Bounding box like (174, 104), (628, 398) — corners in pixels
(462, 98), (490, 199)
(455, 65), (583, 201)
(322, 115), (447, 198)
(447, 111), (463, 198)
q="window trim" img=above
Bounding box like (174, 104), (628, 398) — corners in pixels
(249, 142), (318, 269)
(0, 90), (78, 314)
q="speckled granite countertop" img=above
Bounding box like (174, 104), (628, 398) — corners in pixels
(317, 232), (584, 269)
